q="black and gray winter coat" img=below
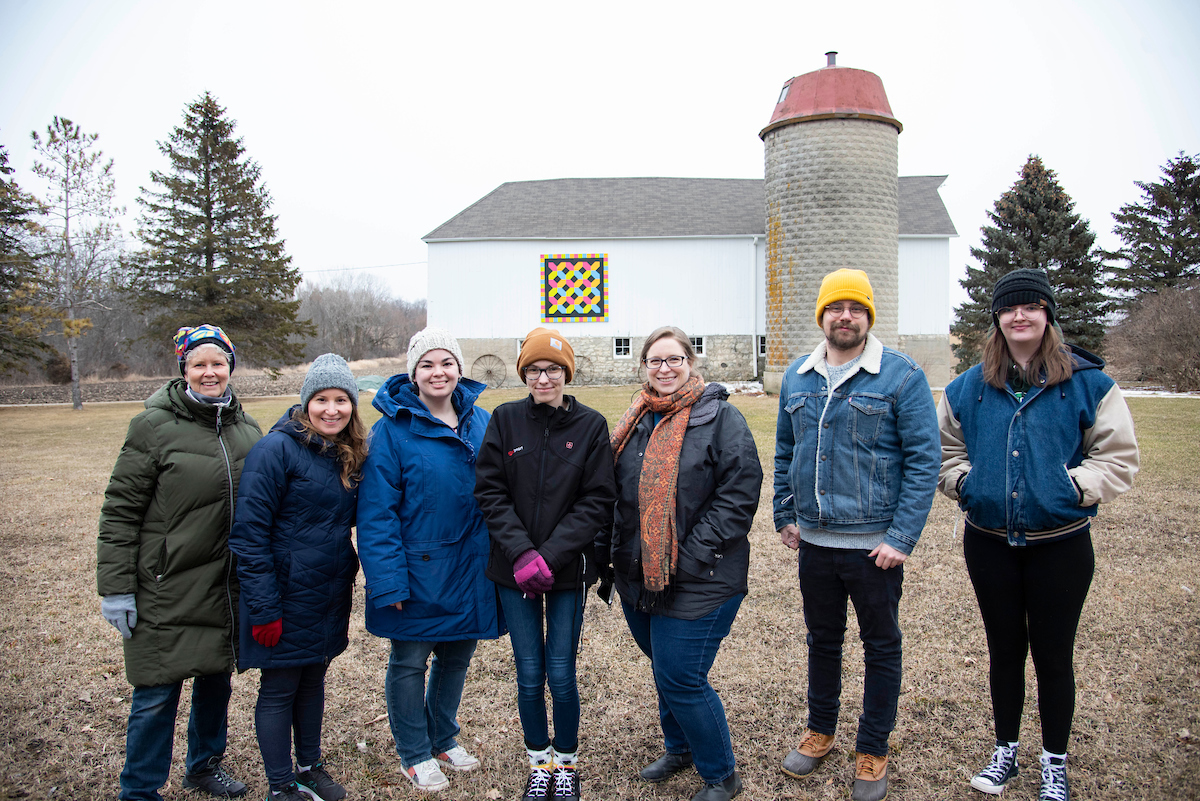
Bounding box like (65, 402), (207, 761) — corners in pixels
(607, 384), (762, 619)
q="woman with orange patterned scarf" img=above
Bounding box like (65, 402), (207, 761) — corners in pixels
(603, 326), (762, 801)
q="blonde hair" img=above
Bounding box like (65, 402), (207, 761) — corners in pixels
(292, 403), (369, 490)
(981, 323), (1074, 389)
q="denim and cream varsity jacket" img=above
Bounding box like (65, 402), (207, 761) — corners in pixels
(937, 345), (1139, 547)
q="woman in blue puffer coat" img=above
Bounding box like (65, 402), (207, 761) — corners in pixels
(230, 354), (367, 801)
(356, 328), (503, 794)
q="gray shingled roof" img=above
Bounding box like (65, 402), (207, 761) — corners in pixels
(424, 176), (955, 240)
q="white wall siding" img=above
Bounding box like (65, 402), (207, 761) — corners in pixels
(898, 237), (951, 336)
(427, 237), (763, 339)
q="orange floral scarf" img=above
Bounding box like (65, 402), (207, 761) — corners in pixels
(610, 375), (706, 592)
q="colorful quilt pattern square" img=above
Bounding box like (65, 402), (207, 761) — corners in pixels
(542, 254), (608, 322)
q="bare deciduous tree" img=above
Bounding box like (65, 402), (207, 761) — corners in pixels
(296, 274), (425, 362)
(30, 117), (124, 408)
(1105, 281), (1200, 392)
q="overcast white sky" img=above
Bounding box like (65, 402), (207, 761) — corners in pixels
(4, 0), (1198, 310)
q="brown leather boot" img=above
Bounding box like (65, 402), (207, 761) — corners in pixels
(780, 729), (836, 778)
(852, 752), (889, 801)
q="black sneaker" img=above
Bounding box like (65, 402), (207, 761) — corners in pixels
(971, 743), (1019, 794)
(182, 755), (248, 798)
(523, 764), (553, 800)
(296, 762), (346, 801)
(1039, 755), (1070, 801)
(267, 782), (311, 801)
(551, 763), (580, 800)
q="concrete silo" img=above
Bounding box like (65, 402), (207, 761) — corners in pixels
(760, 52), (902, 394)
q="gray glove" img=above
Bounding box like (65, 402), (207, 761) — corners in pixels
(101, 594), (137, 639)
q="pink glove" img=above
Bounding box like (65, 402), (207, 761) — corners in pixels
(513, 549), (554, 596)
(253, 618), (283, 647)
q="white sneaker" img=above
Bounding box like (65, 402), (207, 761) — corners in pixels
(435, 745), (481, 773)
(405, 758), (450, 792)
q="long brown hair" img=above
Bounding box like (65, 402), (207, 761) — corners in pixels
(292, 404), (369, 490)
(981, 322), (1074, 389)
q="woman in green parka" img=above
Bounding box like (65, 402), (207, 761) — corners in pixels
(97, 325), (262, 801)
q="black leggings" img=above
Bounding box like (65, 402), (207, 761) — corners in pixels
(963, 528), (1094, 754)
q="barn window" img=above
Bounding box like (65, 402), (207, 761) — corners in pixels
(613, 338), (631, 358)
(689, 336), (705, 356)
(777, 83), (790, 104)
(758, 335), (767, 356)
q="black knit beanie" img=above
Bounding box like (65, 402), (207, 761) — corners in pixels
(992, 268), (1056, 323)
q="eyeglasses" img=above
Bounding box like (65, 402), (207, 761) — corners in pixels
(522, 364), (565, 380)
(996, 303), (1046, 319)
(824, 303), (869, 319)
(643, 355), (687, 369)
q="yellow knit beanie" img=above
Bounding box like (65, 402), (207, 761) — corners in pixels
(815, 269), (876, 327)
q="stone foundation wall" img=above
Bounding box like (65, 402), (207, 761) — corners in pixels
(457, 335), (763, 388)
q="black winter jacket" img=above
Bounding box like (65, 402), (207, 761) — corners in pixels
(475, 395), (617, 591)
(229, 408), (359, 669)
(607, 384), (762, 619)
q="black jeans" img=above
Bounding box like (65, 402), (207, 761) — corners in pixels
(964, 528), (1094, 754)
(256, 664), (329, 788)
(798, 541), (904, 757)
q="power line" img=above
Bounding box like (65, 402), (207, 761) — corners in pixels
(304, 260), (427, 274)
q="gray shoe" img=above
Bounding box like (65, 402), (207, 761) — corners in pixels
(639, 752), (693, 783)
(690, 771), (742, 801)
(781, 730), (835, 778)
(852, 753), (888, 801)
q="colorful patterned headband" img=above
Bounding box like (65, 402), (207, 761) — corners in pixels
(173, 324), (236, 375)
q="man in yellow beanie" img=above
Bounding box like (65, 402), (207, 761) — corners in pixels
(773, 268), (940, 801)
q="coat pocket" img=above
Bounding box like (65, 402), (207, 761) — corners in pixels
(400, 542), (469, 619)
(848, 396), (889, 444)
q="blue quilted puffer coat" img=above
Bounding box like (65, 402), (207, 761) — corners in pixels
(230, 408), (359, 668)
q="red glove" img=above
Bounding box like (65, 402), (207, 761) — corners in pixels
(252, 618), (283, 647)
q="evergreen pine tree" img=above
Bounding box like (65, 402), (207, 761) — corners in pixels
(951, 155), (1109, 372)
(1105, 152), (1200, 311)
(131, 93), (312, 365)
(0, 141), (51, 374)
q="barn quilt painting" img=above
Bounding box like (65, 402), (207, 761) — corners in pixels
(541, 254), (608, 322)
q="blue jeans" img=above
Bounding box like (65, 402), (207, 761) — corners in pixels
(256, 664), (328, 788)
(498, 585), (585, 752)
(385, 639), (478, 768)
(798, 541), (904, 757)
(622, 595), (743, 785)
(118, 673), (232, 801)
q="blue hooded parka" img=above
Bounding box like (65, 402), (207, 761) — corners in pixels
(230, 407), (359, 669)
(356, 374), (503, 642)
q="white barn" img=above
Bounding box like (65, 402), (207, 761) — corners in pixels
(423, 175), (956, 388)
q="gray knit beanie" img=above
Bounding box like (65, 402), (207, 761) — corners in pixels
(301, 353), (358, 410)
(406, 327), (464, 376)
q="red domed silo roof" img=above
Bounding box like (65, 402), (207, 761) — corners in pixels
(760, 52), (902, 138)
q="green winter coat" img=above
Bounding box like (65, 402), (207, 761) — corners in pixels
(97, 379), (262, 687)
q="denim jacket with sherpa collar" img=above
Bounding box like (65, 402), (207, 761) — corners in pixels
(772, 334), (941, 555)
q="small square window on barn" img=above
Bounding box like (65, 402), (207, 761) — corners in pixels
(614, 338), (631, 358)
(690, 336), (705, 356)
(759, 335), (767, 356)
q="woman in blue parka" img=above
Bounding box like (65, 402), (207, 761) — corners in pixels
(356, 328), (503, 794)
(230, 353), (367, 801)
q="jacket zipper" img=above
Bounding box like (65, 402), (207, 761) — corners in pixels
(530, 420), (550, 542)
(216, 410), (238, 659)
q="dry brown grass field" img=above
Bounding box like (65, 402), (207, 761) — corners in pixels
(1, 388), (1196, 800)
